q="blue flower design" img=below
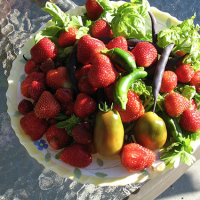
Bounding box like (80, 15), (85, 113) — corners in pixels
(34, 140), (48, 151)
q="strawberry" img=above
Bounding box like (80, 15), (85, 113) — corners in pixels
(72, 122), (93, 144)
(24, 59), (38, 74)
(91, 19), (114, 39)
(20, 72), (46, 98)
(175, 64), (195, 83)
(179, 109), (200, 132)
(104, 82), (115, 101)
(46, 124), (73, 150)
(87, 54), (118, 88)
(90, 46), (108, 63)
(164, 92), (190, 117)
(189, 99), (197, 110)
(46, 67), (72, 90)
(160, 71), (178, 93)
(106, 36), (128, 51)
(75, 64), (92, 81)
(114, 90), (145, 123)
(58, 27), (78, 47)
(30, 37), (59, 63)
(61, 101), (75, 115)
(175, 50), (189, 66)
(48, 118), (59, 126)
(131, 42), (158, 67)
(34, 91), (61, 119)
(40, 58), (55, 73)
(29, 81), (46, 101)
(85, 0), (103, 21)
(77, 34), (105, 64)
(60, 143), (92, 168)
(78, 76), (97, 95)
(190, 71), (200, 93)
(74, 93), (97, 118)
(121, 143), (156, 172)
(18, 99), (34, 115)
(55, 88), (73, 104)
(20, 111), (48, 141)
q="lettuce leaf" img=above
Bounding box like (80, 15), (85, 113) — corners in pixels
(42, 2), (70, 27)
(157, 15), (200, 69)
(111, 0), (150, 39)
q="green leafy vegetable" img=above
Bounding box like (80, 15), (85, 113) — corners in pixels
(42, 2), (70, 27)
(160, 139), (196, 166)
(157, 14), (200, 69)
(111, 0), (150, 39)
(34, 25), (62, 43)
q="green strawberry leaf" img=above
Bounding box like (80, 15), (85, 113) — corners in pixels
(54, 113), (69, 121)
(95, 172), (108, 178)
(74, 168), (82, 179)
(45, 153), (51, 162)
(56, 114), (82, 136)
(96, 158), (104, 167)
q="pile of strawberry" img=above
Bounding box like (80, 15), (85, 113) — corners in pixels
(17, 0), (200, 173)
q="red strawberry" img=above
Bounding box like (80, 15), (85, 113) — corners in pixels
(164, 92), (190, 117)
(85, 0), (103, 21)
(106, 36), (128, 51)
(61, 101), (75, 115)
(48, 118), (59, 126)
(77, 34), (105, 64)
(30, 37), (59, 63)
(160, 71), (178, 93)
(189, 99), (197, 110)
(34, 91), (61, 119)
(180, 109), (200, 132)
(46, 124), (73, 150)
(29, 81), (46, 101)
(24, 59), (39, 74)
(60, 143), (92, 168)
(190, 71), (200, 93)
(131, 42), (158, 67)
(104, 82), (115, 101)
(121, 143), (156, 172)
(40, 58), (55, 73)
(78, 76), (97, 95)
(72, 122), (93, 144)
(58, 27), (78, 47)
(55, 88), (73, 104)
(175, 64), (195, 83)
(20, 111), (48, 141)
(87, 54), (118, 88)
(46, 67), (72, 90)
(91, 19), (114, 39)
(18, 99), (34, 115)
(74, 93), (97, 118)
(75, 64), (92, 81)
(90, 46), (108, 63)
(175, 50), (189, 66)
(20, 72), (46, 98)
(114, 90), (145, 123)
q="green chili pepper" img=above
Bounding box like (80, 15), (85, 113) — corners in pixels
(162, 112), (183, 142)
(101, 48), (137, 72)
(113, 69), (147, 110)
